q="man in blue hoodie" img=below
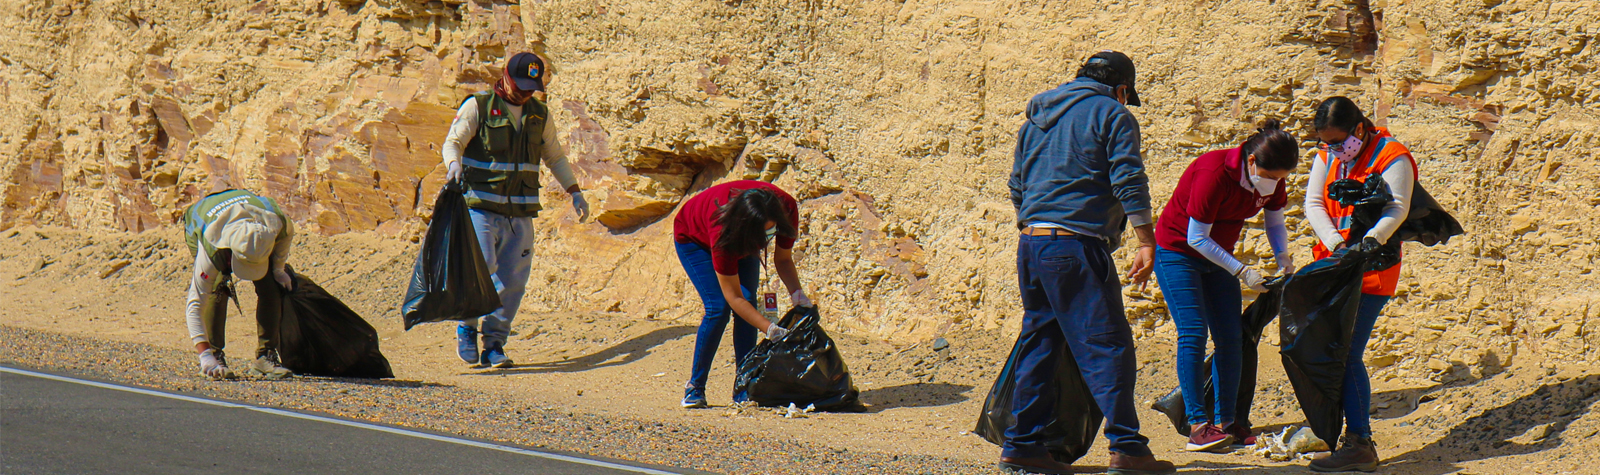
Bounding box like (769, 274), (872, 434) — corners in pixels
(1000, 51), (1173, 475)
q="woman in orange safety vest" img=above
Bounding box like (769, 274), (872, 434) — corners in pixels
(1302, 96), (1418, 473)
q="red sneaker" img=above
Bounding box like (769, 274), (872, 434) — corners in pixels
(1226, 423), (1257, 446)
(1185, 423), (1234, 452)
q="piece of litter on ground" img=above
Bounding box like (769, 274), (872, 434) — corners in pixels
(783, 402), (814, 419)
(652, 372), (666, 377)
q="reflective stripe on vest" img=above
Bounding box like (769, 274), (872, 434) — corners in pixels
(458, 92), (548, 217)
(182, 189), (284, 269)
(1310, 128), (1417, 296)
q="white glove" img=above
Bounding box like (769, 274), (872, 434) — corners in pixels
(570, 191), (590, 222)
(273, 268), (293, 291)
(1275, 254), (1296, 276)
(1238, 268), (1268, 292)
(765, 324), (790, 341)
(789, 289), (813, 308)
(198, 349), (233, 380)
(445, 160), (462, 183)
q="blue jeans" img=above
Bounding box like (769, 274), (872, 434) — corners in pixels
(1154, 248), (1243, 427)
(675, 242), (760, 390)
(459, 209), (536, 348)
(1343, 293), (1391, 438)
(1004, 234), (1152, 458)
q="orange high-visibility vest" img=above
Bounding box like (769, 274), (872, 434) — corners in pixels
(1311, 128), (1417, 296)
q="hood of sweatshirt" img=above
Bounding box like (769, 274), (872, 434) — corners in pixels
(1026, 78), (1120, 131)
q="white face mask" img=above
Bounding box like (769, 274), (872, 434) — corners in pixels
(1250, 174), (1279, 196)
(1326, 134), (1364, 163)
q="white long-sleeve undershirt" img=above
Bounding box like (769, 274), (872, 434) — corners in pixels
(1305, 153), (1416, 249)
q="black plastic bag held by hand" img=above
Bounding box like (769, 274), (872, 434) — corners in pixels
(1152, 278), (1285, 436)
(274, 268), (394, 378)
(733, 307), (862, 411)
(974, 334), (1102, 464)
(401, 182), (500, 330)
(1279, 248), (1372, 445)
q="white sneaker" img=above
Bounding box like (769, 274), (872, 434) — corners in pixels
(199, 348), (236, 380)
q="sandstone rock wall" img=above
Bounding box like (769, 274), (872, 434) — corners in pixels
(3, 0), (1597, 379)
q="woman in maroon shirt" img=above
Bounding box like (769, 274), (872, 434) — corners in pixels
(672, 180), (811, 408)
(1152, 120), (1300, 452)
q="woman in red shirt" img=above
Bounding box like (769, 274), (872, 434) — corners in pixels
(672, 180), (812, 408)
(1152, 120), (1300, 452)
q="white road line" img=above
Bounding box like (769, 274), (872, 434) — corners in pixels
(0, 366), (681, 475)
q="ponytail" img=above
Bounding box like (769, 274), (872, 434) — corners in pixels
(1241, 118), (1300, 171)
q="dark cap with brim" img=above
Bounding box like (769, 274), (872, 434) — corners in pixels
(1087, 51), (1141, 107)
(507, 52), (545, 92)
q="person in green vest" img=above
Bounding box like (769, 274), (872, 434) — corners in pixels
(181, 189), (296, 380)
(441, 51), (589, 368)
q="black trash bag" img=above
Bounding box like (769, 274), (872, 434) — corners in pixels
(276, 268), (394, 378)
(401, 181), (499, 330)
(974, 332), (1101, 464)
(733, 306), (862, 411)
(1152, 278), (1285, 436)
(1395, 182), (1464, 246)
(1278, 248), (1371, 445)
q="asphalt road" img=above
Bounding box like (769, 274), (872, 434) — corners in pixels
(0, 367), (687, 475)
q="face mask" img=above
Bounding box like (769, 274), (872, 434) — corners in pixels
(764, 227), (778, 243)
(1325, 133), (1364, 163)
(1250, 174), (1279, 196)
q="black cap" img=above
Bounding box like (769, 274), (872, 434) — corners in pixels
(1086, 51), (1141, 107)
(507, 52), (545, 92)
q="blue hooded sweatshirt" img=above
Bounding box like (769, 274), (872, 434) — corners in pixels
(1008, 78), (1153, 249)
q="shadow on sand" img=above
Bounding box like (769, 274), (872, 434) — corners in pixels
(469, 326), (696, 376)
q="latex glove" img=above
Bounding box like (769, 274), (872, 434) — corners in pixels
(1354, 236), (1383, 254)
(1275, 254), (1296, 276)
(765, 324), (790, 341)
(789, 289), (813, 308)
(1238, 268), (1268, 292)
(198, 349), (233, 380)
(273, 268), (293, 291)
(570, 191), (590, 222)
(445, 160), (462, 183)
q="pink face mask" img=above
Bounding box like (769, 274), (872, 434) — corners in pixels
(1324, 133), (1364, 163)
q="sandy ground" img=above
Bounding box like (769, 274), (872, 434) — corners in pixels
(2, 225), (1598, 474)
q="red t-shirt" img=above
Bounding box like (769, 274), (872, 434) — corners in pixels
(1155, 147), (1288, 259)
(673, 180), (800, 275)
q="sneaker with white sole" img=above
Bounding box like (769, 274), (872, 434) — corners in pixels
(682, 386), (708, 409)
(248, 349), (294, 380)
(481, 342), (512, 368)
(1185, 423), (1235, 452)
(457, 325), (480, 365)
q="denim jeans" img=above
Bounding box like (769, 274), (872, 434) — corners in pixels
(1154, 248), (1243, 427)
(1343, 293), (1391, 438)
(676, 242), (760, 390)
(1004, 234), (1152, 459)
(459, 209), (536, 348)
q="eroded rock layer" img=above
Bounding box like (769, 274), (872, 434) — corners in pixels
(3, 0), (1597, 379)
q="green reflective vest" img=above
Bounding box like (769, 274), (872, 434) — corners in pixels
(460, 92), (548, 217)
(182, 189), (286, 269)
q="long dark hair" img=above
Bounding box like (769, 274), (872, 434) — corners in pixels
(1240, 118), (1300, 171)
(1313, 96), (1374, 133)
(713, 187), (796, 258)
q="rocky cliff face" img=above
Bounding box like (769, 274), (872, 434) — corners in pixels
(3, 0), (1597, 379)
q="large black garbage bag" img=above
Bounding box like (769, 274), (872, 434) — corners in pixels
(401, 182), (499, 330)
(733, 306), (861, 411)
(1279, 248), (1370, 444)
(1329, 177), (1465, 270)
(974, 333), (1101, 464)
(277, 270), (394, 378)
(1152, 279), (1285, 436)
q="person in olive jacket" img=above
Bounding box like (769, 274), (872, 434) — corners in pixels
(439, 52), (589, 368)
